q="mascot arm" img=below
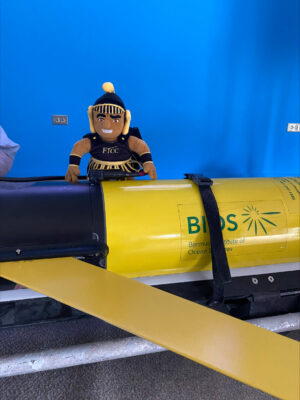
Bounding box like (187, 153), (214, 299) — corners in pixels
(128, 136), (157, 180)
(65, 138), (91, 183)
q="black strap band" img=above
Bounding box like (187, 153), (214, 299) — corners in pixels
(69, 155), (81, 166)
(140, 153), (153, 164)
(185, 174), (231, 303)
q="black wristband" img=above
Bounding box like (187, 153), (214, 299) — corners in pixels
(140, 153), (152, 164)
(69, 155), (81, 166)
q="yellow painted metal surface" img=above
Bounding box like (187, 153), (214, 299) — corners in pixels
(0, 257), (299, 400)
(102, 177), (300, 277)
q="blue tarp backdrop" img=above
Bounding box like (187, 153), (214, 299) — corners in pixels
(0, 0), (299, 178)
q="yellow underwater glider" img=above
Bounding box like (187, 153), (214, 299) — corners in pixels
(0, 173), (299, 399)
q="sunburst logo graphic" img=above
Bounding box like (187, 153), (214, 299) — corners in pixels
(242, 205), (280, 235)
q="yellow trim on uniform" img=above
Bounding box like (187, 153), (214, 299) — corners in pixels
(122, 109), (131, 135)
(87, 157), (140, 173)
(89, 157), (132, 166)
(88, 106), (96, 133)
(93, 103), (125, 113)
(70, 153), (82, 158)
(68, 164), (80, 167)
(142, 161), (153, 166)
(140, 152), (151, 156)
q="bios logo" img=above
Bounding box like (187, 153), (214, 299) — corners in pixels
(242, 205), (280, 235)
(187, 206), (281, 236)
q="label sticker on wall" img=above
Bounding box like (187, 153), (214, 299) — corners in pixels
(287, 123), (300, 132)
(178, 200), (287, 263)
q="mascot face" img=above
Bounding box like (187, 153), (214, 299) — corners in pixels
(93, 111), (125, 142)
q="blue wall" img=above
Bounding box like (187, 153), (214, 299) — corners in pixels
(0, 0), (299, 178)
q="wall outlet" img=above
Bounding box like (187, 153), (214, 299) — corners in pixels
(52, 115), (68, 125)
(287, 123), (300, 132)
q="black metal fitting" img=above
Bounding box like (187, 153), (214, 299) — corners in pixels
(184, 173), (213, 186)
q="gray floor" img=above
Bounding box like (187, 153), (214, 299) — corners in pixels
(0, 317), (298, 400)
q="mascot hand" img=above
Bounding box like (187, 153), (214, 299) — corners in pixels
(143, 162), (157, 180)
(65, 165), (80, 183)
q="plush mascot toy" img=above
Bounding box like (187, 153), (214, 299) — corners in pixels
(66, 82), (157, 183)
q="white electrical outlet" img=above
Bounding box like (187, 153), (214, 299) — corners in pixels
(52, 115), (68, 125)
(287, 123), (300, 132)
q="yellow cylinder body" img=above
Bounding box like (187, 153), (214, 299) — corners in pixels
(102, 177), (299, 277)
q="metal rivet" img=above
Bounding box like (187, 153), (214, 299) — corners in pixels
(92, 232), (99, 241)
(252, 277), (258, 285)
(16, 249), (21, 255)
(268, 275), (274, 283)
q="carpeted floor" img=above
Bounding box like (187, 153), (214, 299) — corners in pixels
(2, 317), (297, 400)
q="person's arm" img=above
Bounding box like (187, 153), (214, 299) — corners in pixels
(65, 138), (91, 183)
(128, 136), (157, 180)
(0, 150), (13, 176)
